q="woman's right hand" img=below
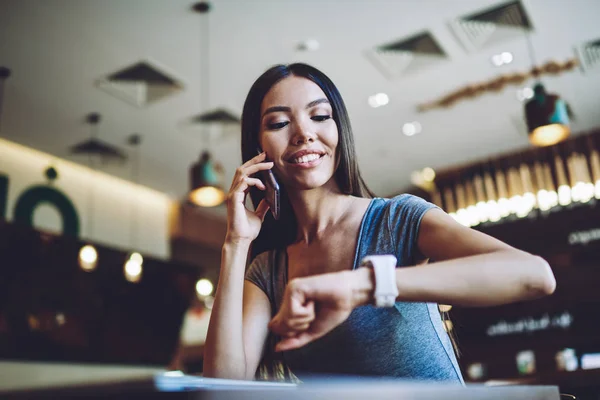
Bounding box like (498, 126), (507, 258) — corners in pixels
(225, 152), (274, 244)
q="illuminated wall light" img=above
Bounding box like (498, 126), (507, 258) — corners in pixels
(464, 180), (480, 226)
(558, 185), (572, 206)
(368, 93), (389, 108)
(442, 187), (458, 223)
(124, 258), (142, 283)
(494, 169), (511, 218)
(554, 152), (572, 206)
(196, 279), (214, 297)
(454, 183), (471, 226)
(589, 147), (600, 199)
(542, 162), (559, 208)
(535, 161), (553, 212)
(438, 304), (452, 312)
(483, 170), (501, 223)
(473, 174), (489, 224)
(129, 252), (144, 266)
(402, 121), (422, 137)
(78, 244), (98, 272)
(507, 167), (523, 215)
(577, 153), (594, 203)
(422, 167), (435, 182)
(519, 164), (537, 214)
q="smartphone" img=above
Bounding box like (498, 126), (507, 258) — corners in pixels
(257, 148), (280, 220)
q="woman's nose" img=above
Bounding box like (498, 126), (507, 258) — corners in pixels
(292, 119), (316, 145)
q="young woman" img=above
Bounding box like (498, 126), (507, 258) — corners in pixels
(203, 63), (556, 383)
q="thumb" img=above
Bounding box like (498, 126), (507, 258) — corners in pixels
(255, 199), (270, 221)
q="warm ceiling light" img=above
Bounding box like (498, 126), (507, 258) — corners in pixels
(189, 151), (226, 207)
(525, 84), (570, 147)
(196, 279), (214, 297)
(78, 244), (98, 272)
(402, 121), (422, 136)
(129, 252), (144, 266)
(491, 51), (513, 66)
(516, 87), (534, 102)
(368, 93), (389, 108)
(422, 167), (436, 182)
(124, 258), (143, 283)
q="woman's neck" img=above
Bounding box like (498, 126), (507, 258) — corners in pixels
(287, 181), (356, 245)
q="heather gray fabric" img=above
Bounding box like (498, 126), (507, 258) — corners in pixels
(245, 194), (464, 383)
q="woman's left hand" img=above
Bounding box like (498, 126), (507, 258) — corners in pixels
(268, 269), (373, 352)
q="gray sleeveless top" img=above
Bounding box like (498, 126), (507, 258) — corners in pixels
(245, 194), (464, 383)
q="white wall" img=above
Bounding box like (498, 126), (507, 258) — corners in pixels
(0, 138), (174, 259)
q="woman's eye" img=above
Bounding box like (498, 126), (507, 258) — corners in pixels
(267, 121), (289, 130)
(312, 115), (331, 122)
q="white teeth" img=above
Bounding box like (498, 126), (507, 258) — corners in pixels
(292, 153), (320, 164)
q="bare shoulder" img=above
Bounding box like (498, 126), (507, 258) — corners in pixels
(418, 208), (513, 261)
(350, 196), (373, 217)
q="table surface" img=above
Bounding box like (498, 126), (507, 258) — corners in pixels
(1, 372), (562, 400)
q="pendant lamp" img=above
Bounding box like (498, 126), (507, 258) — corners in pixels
(187, 2), (227, 207)
(189, 151), (225, 207)
(522, 24), (570, 147)
(525, 83), (570, 147)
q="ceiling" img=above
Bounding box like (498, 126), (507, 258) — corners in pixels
(1, 0), (599, 220)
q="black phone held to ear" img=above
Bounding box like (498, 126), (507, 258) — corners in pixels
(257, 148), (280, 220)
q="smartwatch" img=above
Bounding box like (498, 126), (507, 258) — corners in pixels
(360, 255), (398, 307)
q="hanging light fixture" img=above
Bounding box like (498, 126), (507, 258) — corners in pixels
(189, 151), (225, 207)
(78, 113), (101, 272)
(187, 1), (227, 207)
(124, 134), (144, 283)
(521, 22), (570, 147)
(525, 83), (570, 147)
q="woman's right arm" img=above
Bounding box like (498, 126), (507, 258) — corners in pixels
(202, 152), (275, 380)
(202, 241), (272, 379)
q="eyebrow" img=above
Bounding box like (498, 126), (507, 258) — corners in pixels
(262, 98), (330, 118)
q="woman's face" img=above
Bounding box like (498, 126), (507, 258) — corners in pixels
(259, 76), (339, 191)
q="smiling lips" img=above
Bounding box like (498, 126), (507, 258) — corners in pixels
(286, 149), (326, 168)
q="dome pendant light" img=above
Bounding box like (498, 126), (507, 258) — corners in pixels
(525, 83), (570, 147)
(189, 151), (225, 207)
(521, 22), (570, 147)
(187, 2), (226, 207)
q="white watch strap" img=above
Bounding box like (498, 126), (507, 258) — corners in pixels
(361, 255), (398, 307)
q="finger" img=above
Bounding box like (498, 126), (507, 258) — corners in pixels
(275, 332), (317, 352)
(268, 312), (313, 338)
(243, 177), (266, 191)
(255, 199), (270, 221)
(242, 151), (267, 167)
(290, 300), (315, 319)
(230, 176), (265, 197)
(289, 321), (310, 331)
(278, 321), (311, 337)
(244, 161), (274, 177)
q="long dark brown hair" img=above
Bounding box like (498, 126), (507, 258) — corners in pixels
(241, 63), (374, 261)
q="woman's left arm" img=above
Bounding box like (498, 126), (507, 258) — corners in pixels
(390, 208), (556, 307)
(269, 208), (557, 350)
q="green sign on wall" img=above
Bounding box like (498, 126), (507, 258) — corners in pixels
(0, 172), (80, 236)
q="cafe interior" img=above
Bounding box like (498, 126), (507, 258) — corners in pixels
(1, 0), (600, 398)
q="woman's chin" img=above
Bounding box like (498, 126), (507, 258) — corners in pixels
(287, 175), (337, 192)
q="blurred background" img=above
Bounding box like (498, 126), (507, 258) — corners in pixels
(1, 0), (600, 397)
